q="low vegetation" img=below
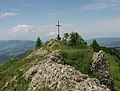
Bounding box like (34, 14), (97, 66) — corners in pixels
(0, 32), (120, 91)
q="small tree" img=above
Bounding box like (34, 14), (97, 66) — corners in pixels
(91, 39), (100, 52)
(63, 33), (69, 41)
(69, 32), (79, 46)
(35, 37), (42, 48)
(69, 32), (86, 47)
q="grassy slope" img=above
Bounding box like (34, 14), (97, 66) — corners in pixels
(108, 54), (120, 90)
(0, 42), (120, 91)
(0, 51), (47, 91)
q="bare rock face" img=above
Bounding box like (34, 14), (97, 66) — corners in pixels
(91, 50), (114, 90)
(26, 48), (48, 59)
(47, 50), (64, 64)
(47, 40), (59, 48)
(24, 50), (110, 91)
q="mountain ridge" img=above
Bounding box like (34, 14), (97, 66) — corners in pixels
(86, 37), (120, 47)
(0, 40), (35, 63)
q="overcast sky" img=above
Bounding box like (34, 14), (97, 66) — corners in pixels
(0, 0), (120, 41)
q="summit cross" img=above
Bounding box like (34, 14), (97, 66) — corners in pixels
(56, 20), (61, 40)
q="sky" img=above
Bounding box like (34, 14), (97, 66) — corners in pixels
(0, 0), (120, 41)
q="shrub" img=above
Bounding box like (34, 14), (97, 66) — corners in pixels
(90, 39), (100, 52)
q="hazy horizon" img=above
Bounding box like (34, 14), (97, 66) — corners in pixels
(0, 36), (120, 42)
(1, 0), (120, 41)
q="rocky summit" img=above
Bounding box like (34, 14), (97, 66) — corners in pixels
(23, 50), (110, 91)
(91, 50), (114, 90)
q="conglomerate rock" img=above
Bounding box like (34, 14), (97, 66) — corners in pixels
(91, 50), (114, 90)
(24, 50), (110, 91)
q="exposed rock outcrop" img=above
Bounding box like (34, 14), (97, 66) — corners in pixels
(26, 48), (48, 59)
(47, 40), (59, 48)
(47, 50), (64, 64)
(91, 50), (114, 90)
(24, 50), (110, 91)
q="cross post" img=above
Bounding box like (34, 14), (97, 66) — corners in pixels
(56, 20), (61, 40)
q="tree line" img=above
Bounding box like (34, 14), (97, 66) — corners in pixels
(35, 31), (120, 60)
(35, 32), (100, 51)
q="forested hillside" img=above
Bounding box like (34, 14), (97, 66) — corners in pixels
(0, 40), (35, 63)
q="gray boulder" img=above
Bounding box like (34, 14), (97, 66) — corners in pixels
(91, 50), (114, 90)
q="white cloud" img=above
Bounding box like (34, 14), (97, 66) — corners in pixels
(0, 12), (17, 19)
(48, 0), (120, 18)
(61, 17), (120, 39)
(81, 3), (114, 10)
(7, 17), (120, 40)
(79, 0), (120, 10)
(48, 32), (57, 36)
(10, 24), (33, 33)
(9, 24), (33, 37)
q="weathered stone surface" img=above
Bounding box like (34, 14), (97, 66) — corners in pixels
(47, 50), (64, 64)
(47, 40), (59, 48)
(24, 50), (110, 91)
(91, 50), (114, 90)
(47, 40), (54, 47)
(23, 65), (40, 80)
(26, 48), (48, 59)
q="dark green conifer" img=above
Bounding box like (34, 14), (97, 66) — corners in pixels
(35, 37), (42, 48)
(91, 39), (100, 52)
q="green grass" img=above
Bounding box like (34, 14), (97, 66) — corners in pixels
(0, 41), (120, 91)
(45, 41), (120, 90)
(48, 41), (120, 90)
(107, 54), (120, 90)
(61, 47), (93, 75)
(0, 54), (46, 91)
(0, 59), (29, 91)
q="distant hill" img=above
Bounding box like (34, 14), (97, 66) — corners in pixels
(86, 37), (120, 47)
(0, 40), (119, 91)
(0, 40), (35, 63)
